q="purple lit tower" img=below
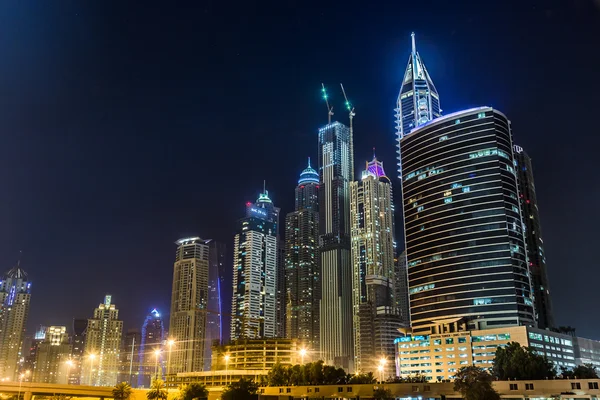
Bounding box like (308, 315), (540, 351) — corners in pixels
(138, 309), (164, 387)
(204, 241), (225, 370)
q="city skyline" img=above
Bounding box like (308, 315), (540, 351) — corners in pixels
(1, 1), (600, 342)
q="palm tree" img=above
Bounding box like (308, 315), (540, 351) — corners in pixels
(178, 383), (208, 400)
(113, 382), (132, 400)
(147, 379), (168, 400)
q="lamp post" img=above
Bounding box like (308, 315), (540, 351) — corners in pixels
(378, 357), (387, 384)
(224, 354), (230, 385)
(88, 354), (97, 386)
(65, 360), (74, 384)
(299, 348), (307, 365)
(154, 349), (161, 382)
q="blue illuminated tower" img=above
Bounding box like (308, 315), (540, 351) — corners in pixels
(395, 33), (441, 174)
(0, 263), (31, 381)
(138, 309), (164, 387)
(285, 158), (320, 353)
(231, 189), (279, 339)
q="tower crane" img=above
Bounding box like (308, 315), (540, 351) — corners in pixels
(340, 83), (356, 180)
(321, 83), (334, 124)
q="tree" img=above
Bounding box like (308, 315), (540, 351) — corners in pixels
(493, 342), (555, 380)
(349, 372), (376, 384)
(113, 382), (132, 400)
(267, 362), (288, 386)
(322, 365), (347, 384)
(178, 383), (208, 400)
(147, 379), (168, 400)
(372, 387), (393, 400)
(221, 378), (258, 400)
(454, 366), (500, 400)
(561, 364), (598, 379)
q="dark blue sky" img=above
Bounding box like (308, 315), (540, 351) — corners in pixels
(1, 1), (599, 339)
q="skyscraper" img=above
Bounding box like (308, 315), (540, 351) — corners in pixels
(399, 107), (535, 334)
(231, 189), (279, 340)
(285, 159), (320, 353)
(0, 263), (32, 380)
(205, 240), (225, 370)
(118, 329), (140, 386)
(394, 251), (410, 325)
(318, 121), (354, 370)
(32, 326), (71, 384)
(514, 145), (554, 329)
(169, 237), (210, 373)
(350, 156), (402, 375)
(138, 309), (164, 387)
(82, 295), (123, 386)
(70, 318), (88, 385)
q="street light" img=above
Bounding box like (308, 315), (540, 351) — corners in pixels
(18, 370), (30, 400)
(88, 354), (97, 386)
(377, 365), (384, 384)
(167, 339), (175, 377)
(378, 357), (387, 384)
(299, 348), (307, 365)
(224, 354), (230, 386)
(65, 360), (74, 384)
(154, 349), (161, 382)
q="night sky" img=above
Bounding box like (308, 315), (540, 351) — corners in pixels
(1, 1), (599, 340)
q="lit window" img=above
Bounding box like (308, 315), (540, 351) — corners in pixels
(444, 197), (453, 204)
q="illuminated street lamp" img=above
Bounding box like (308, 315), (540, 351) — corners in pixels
(299, 348), (307, 365)
(88, 353), (97, 386)
(154, 349), (161, 382)
(378, 357), (387, 384)
(18, 370), (30, 400)
(377, 365), (384, 384)
(65, 360), (74, 384)
(224, 354), (230, 385)
(167, 339), (175, 376)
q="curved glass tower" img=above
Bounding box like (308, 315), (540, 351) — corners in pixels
(399, 107), (535, 334)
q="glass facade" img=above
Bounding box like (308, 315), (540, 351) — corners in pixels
(513, 145), (554, 329)
(400, 107), (534, 334)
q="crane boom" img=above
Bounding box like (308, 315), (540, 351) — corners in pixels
(321, 83), (334, 124)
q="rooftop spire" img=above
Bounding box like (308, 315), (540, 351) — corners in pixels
(298, 157), (319, 185)
(411, 32), (416, 56)
(307, 157), (311, 168)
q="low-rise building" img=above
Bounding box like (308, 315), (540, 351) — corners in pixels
(211, 338), (299, 371)
(395, 326), (576, 381)
(257, 379), (600, 400)
(574, 336), (600, 369)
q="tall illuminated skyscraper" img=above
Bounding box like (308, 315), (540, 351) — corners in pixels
(514, 145), (554, 329)
(69, 318), (87, 385)
(399, 107), (534, 334)
(285, 159), (320, 353)
(0, 263), (31, 381)
(169, 237), (210, 373)
(205, 240), (225, 369)
(82, 295), (123, 386)
(138, 309), (164, 387)
(350, 156), (402, 375)
(231, 189), (279, 340)
(318, 121), (354, 370)
(395, 33), (441, 174)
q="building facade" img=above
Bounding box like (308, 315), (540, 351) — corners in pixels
(32, 326), (71, 384)
(513, 145), (554, 329)
(69, 318), (87, 385)
(169, 237), (210, 374)
(395, 325), (576, 381)
(350, 156), (402, 375)
(211, 338), (299, 371)
(118, 329), (141, 386)
(205, 240), (225, 370)
(138, 309), (164, 387)
(399, 107), (535, 334)
(285, 159), (320, 354)
(82, 295), (123, 386)
(231, 191), (279, 340)
(394, 251), (410, 325)
(0, 263), (32, 381)
(318, 121), (354, 370)
(395, 33), (441, 175)
(574, 336), (600, 369)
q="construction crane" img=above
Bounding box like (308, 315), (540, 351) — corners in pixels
(340, 83), (356, 180)
(321, 83), (334, 124)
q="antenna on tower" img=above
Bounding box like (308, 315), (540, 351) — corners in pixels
(340, 83), (356, 180)
(411, 32), (416, 56)
(321, 83), (334, 124)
